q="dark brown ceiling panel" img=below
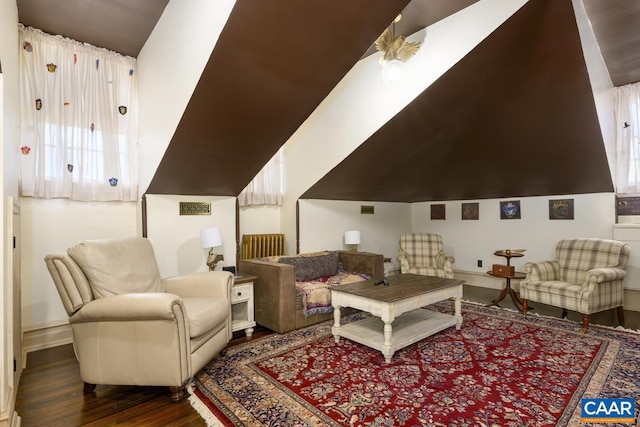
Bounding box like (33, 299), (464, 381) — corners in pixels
(17, 0), (168, 57)
(302, 0), (613, 202)
(146, 0), (410, 196)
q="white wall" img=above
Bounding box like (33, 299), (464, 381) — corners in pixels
(1, 0), (21, 423)
(20, 198), (137, 328)
(298, 200), (410, 259)
(239, 205), (281, 236)
(411, 193), (616, 273)
(145, 195), (236, 277)
(280, 0), (528, 253)
(573, 0), (616, 183)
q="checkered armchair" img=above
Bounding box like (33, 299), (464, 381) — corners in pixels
(521, 238), (630, 331)
(397, 233), (454, 278)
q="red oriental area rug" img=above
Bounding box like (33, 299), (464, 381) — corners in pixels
(189, 302), (640, 426)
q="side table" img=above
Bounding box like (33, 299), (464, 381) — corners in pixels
(231, 274), (257, 337)
(487, 250), (527, 312)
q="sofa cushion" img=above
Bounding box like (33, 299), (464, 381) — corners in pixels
(278, 251), (339, 281)
(68, 237), (163, 299)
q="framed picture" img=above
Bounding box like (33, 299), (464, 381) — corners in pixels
(431, 204), (446, 220)
(500, 200), (521, 219)
(462, 202), (479, 220)
(549, 198), (574, 219)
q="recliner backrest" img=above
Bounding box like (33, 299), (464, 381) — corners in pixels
(67, 237), (163, 299)
(399, 233), (444, 268)
(555, 238), (630, 284)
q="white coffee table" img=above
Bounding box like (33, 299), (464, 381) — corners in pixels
(331, 274), (464, 363)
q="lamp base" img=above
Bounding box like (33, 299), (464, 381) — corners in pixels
(206, 250), (224, 271)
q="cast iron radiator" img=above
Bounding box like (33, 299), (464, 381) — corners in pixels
(241, 233), (286, 259)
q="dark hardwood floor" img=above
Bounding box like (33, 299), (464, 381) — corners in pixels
(15, 285), (640, 426)
(15, 330), (270, 427)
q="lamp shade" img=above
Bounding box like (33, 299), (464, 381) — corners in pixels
(200, 227), (223, 249)
(344, 230), (361, 245)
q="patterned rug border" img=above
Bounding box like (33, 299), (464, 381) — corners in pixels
(190, 301), (640, 426)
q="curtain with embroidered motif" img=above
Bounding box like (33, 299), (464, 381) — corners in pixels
(18, 25), (138, 201)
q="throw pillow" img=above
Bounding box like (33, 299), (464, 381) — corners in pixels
(279, 251), (339, 281)
(68, 237), (163, 299)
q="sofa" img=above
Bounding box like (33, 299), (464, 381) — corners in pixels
(239, 250), (384, 333)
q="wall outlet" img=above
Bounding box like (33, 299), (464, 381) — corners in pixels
(477, 260), (482, 267)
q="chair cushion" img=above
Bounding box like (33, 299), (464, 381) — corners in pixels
(182, 297), (230, 338)
(68, 237), (163, 299)
(522, 280), (582, 297)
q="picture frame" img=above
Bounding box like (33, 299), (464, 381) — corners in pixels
(431, 204), (446, 220)
(549, 198), (574, 220)
(500, 200), (521, 219)
(462, 202), (479, 220)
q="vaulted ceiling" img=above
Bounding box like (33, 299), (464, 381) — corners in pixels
(16, 0), (640, 202)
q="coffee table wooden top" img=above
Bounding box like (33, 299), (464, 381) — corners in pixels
(333, 274), (465, 303)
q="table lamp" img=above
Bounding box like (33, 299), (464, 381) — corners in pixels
(200, 227), (224, 270)
(344, 230), (361, 252)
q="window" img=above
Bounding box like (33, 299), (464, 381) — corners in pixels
(615, 82), (640, 194)
(19, 25), (138, 201)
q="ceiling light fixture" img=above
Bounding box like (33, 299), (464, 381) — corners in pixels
(375, 14), (421, 84)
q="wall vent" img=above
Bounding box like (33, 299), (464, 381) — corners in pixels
(179, 202), (211, 215)
(361, 205), (375, 215)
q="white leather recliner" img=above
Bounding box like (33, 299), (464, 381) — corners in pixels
(45, 237), (232, 401)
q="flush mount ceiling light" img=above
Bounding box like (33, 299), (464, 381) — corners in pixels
(375, 13), (421, 83)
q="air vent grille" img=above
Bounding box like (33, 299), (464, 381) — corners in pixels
(179, 202), (211, 215)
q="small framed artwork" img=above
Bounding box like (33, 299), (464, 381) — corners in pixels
(462, 202), (479, 220)
(549, 198), (574, 219)
(431, 204), (446, 220)
(500, 200), (521, 219)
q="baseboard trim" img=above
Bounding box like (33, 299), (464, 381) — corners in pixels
(453, 269), (518, 291)
(21, 321), (72, 368)
(0, 386), (20, 427)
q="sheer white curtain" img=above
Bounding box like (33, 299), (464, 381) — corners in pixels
(18, 25), (138, 201)
(238, 148), (284, 206)
(615, 82), (640, 194)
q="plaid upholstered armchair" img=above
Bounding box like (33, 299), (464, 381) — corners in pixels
(521, 238), (630, 332)
(397, 233), (455, 278)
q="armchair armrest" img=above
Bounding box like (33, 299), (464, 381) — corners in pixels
(163, 271), (233, 299)
(70, 293), (186, 324)
(523, 261), (560, 282)
(397, 252), (410, 274)
(435, 252), (455, 274)
(585, 267), (626, 284)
